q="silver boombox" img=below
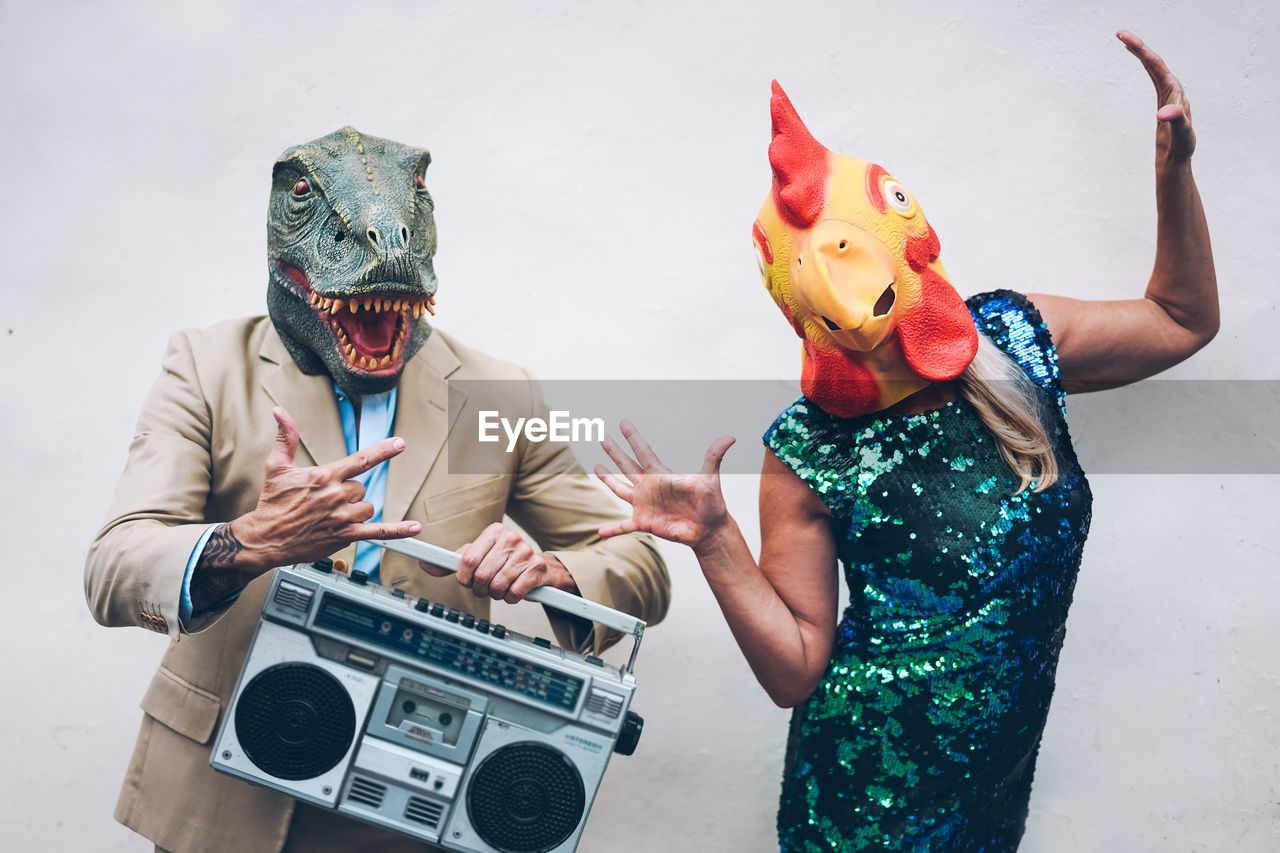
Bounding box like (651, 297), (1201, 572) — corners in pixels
(210, 538), (645, 852)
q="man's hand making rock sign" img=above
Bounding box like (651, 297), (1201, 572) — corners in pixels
(188, 406), (420, 611)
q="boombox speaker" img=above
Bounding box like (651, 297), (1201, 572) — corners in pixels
(210, 538), (646, 852)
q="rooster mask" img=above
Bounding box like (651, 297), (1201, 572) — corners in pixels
(753, 82), (978, 418)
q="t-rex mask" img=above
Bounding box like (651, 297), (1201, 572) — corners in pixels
(267, 127), (439, 397)
(752, 83), (978, 418)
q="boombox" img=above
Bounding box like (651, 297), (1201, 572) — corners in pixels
(210, 538), (646, 852)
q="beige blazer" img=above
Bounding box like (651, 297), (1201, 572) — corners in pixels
(85, 317), (669, 853)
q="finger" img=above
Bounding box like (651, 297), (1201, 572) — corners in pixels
(599, 518), (641, 539)
(340, 480), (367, 502)
(601, 434), (643, 480)
(266, 407), (300, 471)
(486, 555), (531, 601)
(327, 436), (407, 480)
(699, 435), (737, 477)
(1156, 102), (1187, 123)
(619, 419), (668, 472)
(342, 500), (377, 523)
(418, 559), (452, 577)
(471, 536), (525, 599)
(594, 464), (635, 502)
(457, 523), (503, 587)
(1116, 30), (1177, 101)
(348, 519), (422, 540)
(505, 567), (545, 604)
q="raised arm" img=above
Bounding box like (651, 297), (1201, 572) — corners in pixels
(1030, 31), (1217, 392)
(597, 421), (838, 707)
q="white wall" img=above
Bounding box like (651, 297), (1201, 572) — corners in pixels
(1, 1), (1277, 850)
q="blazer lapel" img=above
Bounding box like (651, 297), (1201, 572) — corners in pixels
(257, 327), (348, 468)
(384, 330), (465, 524)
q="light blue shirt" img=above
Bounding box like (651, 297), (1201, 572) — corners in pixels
(179, 386), (398, 621)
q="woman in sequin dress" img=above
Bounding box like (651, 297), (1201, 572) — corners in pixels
(596, 33), (1217, 852)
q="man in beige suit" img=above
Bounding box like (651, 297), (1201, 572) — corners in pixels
(84, 127), (669, 853)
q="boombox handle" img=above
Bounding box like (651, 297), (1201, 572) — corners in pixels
(374, 538), (646, 675)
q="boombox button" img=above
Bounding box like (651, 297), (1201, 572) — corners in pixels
(533, 636), (552, 649)
(585, 655), (604, 667)
(311, 558), (334, 573)
(445, 609), (460, 623)
(350, 570), (369, 586)
(391, 588), (406, 599)
(461, 613), (475, 628)
(430, 604), (444, 617)
(475, 620), (491, 634)
(414, 599), (431, 613)
(492, 625), (507, 639)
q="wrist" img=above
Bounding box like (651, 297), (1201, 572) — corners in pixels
(224, 516), (275, 575)
(692, 516), (739, 561)
(542, 552), (580, 595)
(1156, 148), (1194, 175)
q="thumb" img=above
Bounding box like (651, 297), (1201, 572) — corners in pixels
(700, 435), (737, 477)
(267, 406), (299, 471)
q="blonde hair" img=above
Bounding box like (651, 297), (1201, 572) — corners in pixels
(955, 334), (1059, 493)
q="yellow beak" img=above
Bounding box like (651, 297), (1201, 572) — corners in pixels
(790, 221), (899, 352)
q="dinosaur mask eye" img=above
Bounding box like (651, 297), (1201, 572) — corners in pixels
(292, 178), (311, 197)
(883, 180), (914, 215)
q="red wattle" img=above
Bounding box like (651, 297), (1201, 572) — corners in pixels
(801, 340), (880, 418)
(904, 223), (940, 272)
(896, 268), (978, 381)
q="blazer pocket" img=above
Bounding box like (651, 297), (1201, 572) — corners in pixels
(140, 665), (223, 745)
(422, 475), (510, 522)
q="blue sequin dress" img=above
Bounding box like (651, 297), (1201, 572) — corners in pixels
(763, 291), (1092, 852)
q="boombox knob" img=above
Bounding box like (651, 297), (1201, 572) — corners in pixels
(311, 558), (334, 573)
(614, 711), (643, 756)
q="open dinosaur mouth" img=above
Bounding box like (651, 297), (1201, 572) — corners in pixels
(306, 291), (436, 371)
(278, 262), (435, 372)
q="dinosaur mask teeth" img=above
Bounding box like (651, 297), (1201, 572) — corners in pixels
(305, 291), (433, 319)
(301, 290), (432, 373)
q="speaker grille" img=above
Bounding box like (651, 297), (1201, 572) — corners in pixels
(405, 795), (445, 828)
(234, 663), (356, 781)
(466, 742), (585, 853)
(346, 775), (387, 809)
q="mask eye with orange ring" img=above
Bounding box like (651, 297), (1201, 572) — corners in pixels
(865, 164), (919, 219)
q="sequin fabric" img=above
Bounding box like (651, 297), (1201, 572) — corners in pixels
(763, 291), (1092, 852)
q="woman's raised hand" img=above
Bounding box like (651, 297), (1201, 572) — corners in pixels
(595, 419), (736, 553)
(1117, 29), (1195, 160)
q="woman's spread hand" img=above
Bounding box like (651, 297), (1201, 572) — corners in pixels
(594, 419), (736, 554)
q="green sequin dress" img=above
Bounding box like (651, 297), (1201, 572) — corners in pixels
(764, 291), (1092, 852)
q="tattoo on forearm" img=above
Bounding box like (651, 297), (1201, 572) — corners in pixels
(192, 523), (250, 609)
(202, 523), (244, 568)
